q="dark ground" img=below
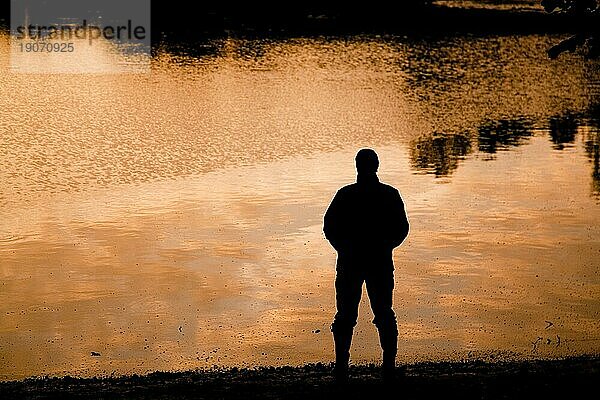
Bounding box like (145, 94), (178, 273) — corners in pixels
(1, 356), (599, 399)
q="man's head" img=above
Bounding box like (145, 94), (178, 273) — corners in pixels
(355, 148), (379, 175)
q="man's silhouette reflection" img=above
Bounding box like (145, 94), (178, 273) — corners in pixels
(324, 149), (410, 381)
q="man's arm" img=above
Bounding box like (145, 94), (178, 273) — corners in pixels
(323, 190), (345, 251)
(389, 189), (409, 249)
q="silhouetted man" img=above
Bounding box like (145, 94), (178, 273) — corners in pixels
(323, 148), (409, 381)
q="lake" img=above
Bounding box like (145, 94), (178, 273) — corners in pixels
(0, 32), (599, 380)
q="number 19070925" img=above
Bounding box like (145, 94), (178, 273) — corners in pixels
(19, 42), (75, 52)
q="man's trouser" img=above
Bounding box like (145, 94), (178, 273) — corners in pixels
(330, 262), (398, 374)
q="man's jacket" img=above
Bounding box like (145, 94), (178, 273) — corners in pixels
(323, 174), (409, 269)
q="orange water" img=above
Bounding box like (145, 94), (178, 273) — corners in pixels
(1, 34), (599, 380)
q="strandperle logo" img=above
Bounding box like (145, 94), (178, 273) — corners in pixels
(14, 19), (148, 44)
(10, 0), (151, 73)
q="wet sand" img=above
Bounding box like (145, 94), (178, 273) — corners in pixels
(1, 356), (598, 399)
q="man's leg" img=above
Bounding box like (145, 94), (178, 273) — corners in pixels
(331, 268), (363, 381)
(365, 268), (398, 379)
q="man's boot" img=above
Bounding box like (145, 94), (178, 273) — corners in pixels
(378, 327), (398, 382)
(332, 329), (353, 383)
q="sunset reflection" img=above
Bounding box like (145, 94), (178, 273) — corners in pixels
(1, 30), (599, 380)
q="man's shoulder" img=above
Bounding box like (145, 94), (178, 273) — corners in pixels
(378, 182), (401, 196)
(337, 183), (358, 194)
(378, 181), (399, 192)
(336, 182), (400, 197)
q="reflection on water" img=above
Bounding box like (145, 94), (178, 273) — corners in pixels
(1, 32), (600, 380)
(410, 132), (472, 176)
(477, 118), (533, 155)
(410, 111), (600, 198)
(549, 113), (578, 150)
(585, 128), (600, 196)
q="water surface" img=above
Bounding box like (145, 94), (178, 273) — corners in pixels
(1, 33), (599, 380)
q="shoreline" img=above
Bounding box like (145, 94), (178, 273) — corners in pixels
(2, 356), (599, 399)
